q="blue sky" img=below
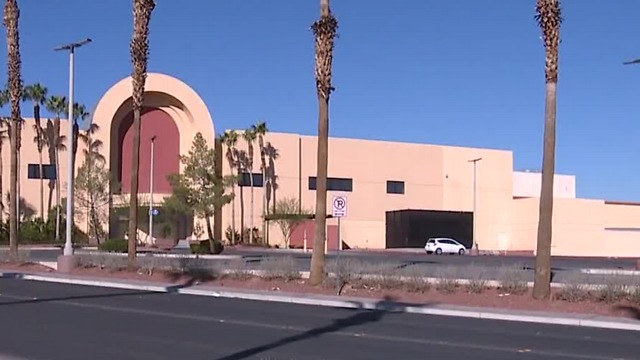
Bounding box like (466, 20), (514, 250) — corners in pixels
(1, 0), (639, 201)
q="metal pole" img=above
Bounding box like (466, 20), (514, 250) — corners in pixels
(336, 216), (342, 295)
(148, 136), (156, 245)
(468, 157), (482, 255)
(55, 38), (91, 257)
(63, 48), (75, 256)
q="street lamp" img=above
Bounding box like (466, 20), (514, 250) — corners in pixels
(468, 157), (482, 255)
(148, 136), (157, 246)
(55, 38), (92, 257)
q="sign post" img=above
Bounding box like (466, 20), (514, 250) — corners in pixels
(332, 196), (347, 295)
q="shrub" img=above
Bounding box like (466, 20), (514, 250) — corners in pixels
(98, 239), (128, 253)
(260, 256), (300, 281)
(554, 281), (590, 302)
(629, 287), (640, 305)
(223, 258), (253, 280)
(497, 265), (528, 295)
(401, 266), (431, 293)
(594, 276), (630, 303)
(465, 265), (489, 294)
(189, 239), (224, 255)
(435, 267), (459, 294)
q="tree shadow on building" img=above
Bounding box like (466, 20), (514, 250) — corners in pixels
(264, 142), (279, 215)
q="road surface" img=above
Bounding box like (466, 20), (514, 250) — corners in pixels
(0, 279), (639, 359)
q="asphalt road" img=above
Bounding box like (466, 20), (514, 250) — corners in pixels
(0, 279), (639, 360)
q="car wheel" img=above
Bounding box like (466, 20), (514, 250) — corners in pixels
(435, 248), (442, 255)
(458, 248), (465, 255)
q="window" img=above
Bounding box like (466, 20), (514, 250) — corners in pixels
(27, 164), (57, 180)
(386, 180), (405, 194)
(238, 172), (264, 187)
(308, 176), (353, 192)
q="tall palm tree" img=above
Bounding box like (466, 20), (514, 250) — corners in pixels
(532, 0), (562, 300)
(309, 0), (338, 286)
(235, 150), (248, 242)
(0, 89), (9, 222)
(45, 95), (67, 240)
(3, 0), (23, 262)
(242, 127), (257, 244)
(23, 83), (48, 219)
(128, 0), (155, 267)
(253, 121), (268, 243)
(220, 130), (238, 244)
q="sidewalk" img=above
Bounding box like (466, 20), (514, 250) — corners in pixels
(1, 269), (639, 332)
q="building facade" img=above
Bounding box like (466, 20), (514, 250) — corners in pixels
(5, 73), (640, 257)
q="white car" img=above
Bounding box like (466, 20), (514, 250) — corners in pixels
(424, 238), (467, 255)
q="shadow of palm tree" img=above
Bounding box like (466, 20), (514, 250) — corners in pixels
(215, 295), (439, 360)
(614, 305), (640, 320)
(163, 266), (221, 292)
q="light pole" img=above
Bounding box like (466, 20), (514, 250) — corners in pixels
(468, 157), (482, 255)
(55, 38), (92, 257)
(148, 136), (156, 246)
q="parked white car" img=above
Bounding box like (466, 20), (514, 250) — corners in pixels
(424, 238), (467, 255)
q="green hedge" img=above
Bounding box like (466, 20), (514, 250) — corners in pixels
(98, 239), (128, 253)
(190, 239), (224, 255)
(0, 217), (88, 245)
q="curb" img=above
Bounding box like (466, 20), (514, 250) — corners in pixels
(74, 251), (242, 261)
(580, 268), (640, 276)
(2, 271), (639, 332)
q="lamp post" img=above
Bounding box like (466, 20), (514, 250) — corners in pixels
(55, 38), (92, 257)
(468, 157), (482, 255)
(148, 136), (156, 246)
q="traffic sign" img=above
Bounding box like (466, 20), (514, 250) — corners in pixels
(332, 196), (347, 217)
(152, 208), (159, 216)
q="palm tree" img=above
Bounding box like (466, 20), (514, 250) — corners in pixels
(45, 95), (68, 240)
(3, 0), (23, 261)
(253, 121), (268, 243)
(532, 0), (562, 300)
(0, 89), (9, 222)
(69, 102), (89, 178)
(242, 127), (257, 244)
(309, 0), (338, 286)
(23, 83), (48, 219)
(128, 0), (155, 267)
(235, 149), (248, 242)
(80, 122), (104, 163)
(220, 130), (238, 244)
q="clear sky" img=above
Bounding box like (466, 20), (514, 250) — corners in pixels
(1, 0), (639, 201)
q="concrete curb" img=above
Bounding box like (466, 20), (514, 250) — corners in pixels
(580, 268), (640, 276)
(2, 271), (639, 332)
(74, 251), (242, 261)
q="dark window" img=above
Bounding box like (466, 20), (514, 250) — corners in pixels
(238, 172), (264, 187)
(308, 176), (353, 192)
(386, 180), (405, 194)
(27, 164), (57, 180)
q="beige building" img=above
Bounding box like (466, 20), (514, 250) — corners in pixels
(5, 73), (640, 257)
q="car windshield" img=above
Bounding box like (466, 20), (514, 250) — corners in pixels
(427, 239), (435, 244)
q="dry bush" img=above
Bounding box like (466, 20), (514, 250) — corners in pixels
(0, 249), (31, 263)
(554, 277), (590, 302)
(259, 256), (301, 281)
(400, 265), (431, 293)
(496, 265), (528, 295)
(222, 258), (253, 280)
(629, 287), (640, 305)
(594, 276), (632, 303)
(464, 265), (489, 294)
(435, 267), (459, 294)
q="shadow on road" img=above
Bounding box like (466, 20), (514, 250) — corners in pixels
(0, 288), (160, 306)
(215, 295), (439, 360)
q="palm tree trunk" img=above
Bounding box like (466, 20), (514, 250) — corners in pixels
(249, 175), (254, 244)
(0, 146), (3, 223)
(262, 166), (267, 244)
(127, 107), (142, 266)
(239, 185), (245, 242)
(533, 82), (557, 299)
(38, 149), (44, 219)
(309, 0), (337, 286)
(310, 96), (329, 285)
(55, 148), (61, 240)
